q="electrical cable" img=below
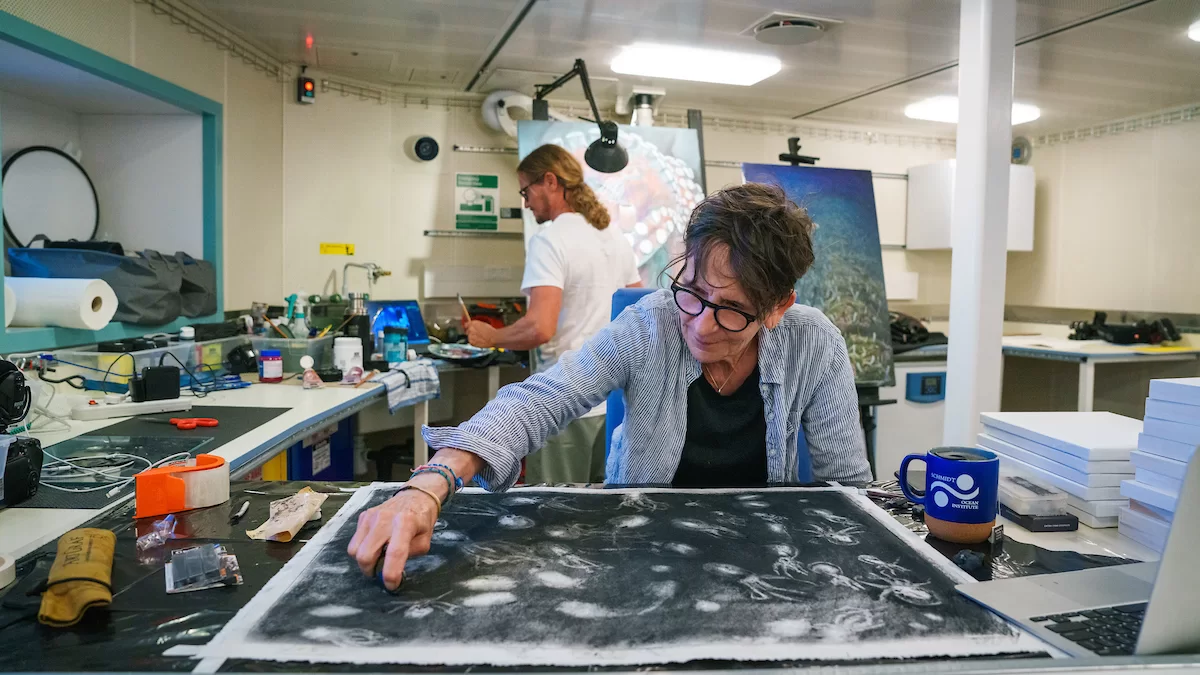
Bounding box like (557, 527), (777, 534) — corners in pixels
(38, 449), (192, 496)
(158, 351), (210, 398)
(14, 383), (72, 435)
(36, 372), (87, 390)
(100, 351), (136, 392)
(46, 358), (110, 375)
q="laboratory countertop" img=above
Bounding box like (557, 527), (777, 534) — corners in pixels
(0, 359), (522, 563)
(0, 381), (387, 561)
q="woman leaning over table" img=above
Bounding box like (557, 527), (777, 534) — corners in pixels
(349, 182), (870, 590)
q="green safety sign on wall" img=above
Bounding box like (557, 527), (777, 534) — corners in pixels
(455, 173), (499, 230)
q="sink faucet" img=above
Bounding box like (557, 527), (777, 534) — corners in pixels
(342, 262), (392, 297)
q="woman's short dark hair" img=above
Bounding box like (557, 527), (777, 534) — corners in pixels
(671, 182), (815, 318)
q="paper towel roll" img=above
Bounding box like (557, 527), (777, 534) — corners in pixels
(4, 284), (15, 328)
(5, 277), (118, 330)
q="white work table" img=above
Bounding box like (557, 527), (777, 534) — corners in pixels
(901, 338), (1200, 412)
(1001, 336), (1200, 412)
(0, 381), (386, 560)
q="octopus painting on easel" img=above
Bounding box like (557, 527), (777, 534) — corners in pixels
(192, 486), (1044, 669)
(517, 120), (706, 289)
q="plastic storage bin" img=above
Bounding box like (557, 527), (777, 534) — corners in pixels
(197, 336), (250, 373)
(53, 341), (202, 387)
(250, 336), (332, 373)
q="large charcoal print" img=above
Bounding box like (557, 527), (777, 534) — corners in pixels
(199, 486), (1042, 666)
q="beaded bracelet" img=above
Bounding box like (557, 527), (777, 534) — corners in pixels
(425, 462), (464, 490)
(410, 466), (455, 501)
(399, 484), (441, 516)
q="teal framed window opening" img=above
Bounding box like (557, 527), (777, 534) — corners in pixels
(0, 10), (223, 354)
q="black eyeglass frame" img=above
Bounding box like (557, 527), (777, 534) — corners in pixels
(519, 174), (552, 201)
(670, 283), (758, 333)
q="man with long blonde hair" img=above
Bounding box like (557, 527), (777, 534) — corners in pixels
(466, 144), (640, 484)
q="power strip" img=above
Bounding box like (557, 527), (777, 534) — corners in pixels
(70, 398), (194, 421)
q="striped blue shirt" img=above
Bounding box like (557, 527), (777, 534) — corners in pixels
(423, 290), (870, 490)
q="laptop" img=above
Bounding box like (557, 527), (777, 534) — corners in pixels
(957, 448), (1200, 657)
(366, 300), (431, 355)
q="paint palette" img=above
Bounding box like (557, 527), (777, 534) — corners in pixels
(427, 343), (493, 363)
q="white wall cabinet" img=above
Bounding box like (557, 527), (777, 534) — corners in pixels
(905, 159), (1034, 251)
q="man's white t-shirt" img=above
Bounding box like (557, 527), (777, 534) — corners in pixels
(521, 212), (641, 418)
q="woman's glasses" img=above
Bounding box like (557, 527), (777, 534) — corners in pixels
(671, 284), (756, 332)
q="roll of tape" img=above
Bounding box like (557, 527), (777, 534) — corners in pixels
(0, 554), (15, 589)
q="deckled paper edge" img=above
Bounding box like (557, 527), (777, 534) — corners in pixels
(192, 483), (1049, 668)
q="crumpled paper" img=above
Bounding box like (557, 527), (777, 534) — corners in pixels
(246, 487), (329, 542)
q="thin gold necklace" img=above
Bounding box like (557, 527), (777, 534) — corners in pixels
(704, 345), (749, 394)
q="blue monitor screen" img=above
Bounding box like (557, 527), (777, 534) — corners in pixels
(366, 300), (429, 344)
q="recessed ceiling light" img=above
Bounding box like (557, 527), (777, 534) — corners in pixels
(904, 96), (1041, 125)
(1189, 20), (1200, 42)
(610, 43), (781, 86)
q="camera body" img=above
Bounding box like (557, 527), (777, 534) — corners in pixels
(0, 358), (42, 506)
(1, 436), (43, 506)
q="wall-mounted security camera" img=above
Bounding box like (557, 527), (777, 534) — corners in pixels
(404, 136), (439, 162)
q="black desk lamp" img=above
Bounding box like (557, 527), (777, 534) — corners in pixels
(531, 59), (628, 173)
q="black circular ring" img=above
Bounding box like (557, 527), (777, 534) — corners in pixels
(1, 145), (100, 248)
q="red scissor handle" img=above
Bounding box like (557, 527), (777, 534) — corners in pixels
(169, 417), (219, 430)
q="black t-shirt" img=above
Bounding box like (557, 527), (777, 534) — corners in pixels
(672, 365), (768, 488)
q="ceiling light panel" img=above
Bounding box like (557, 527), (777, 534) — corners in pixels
(904, 96), (1041, 125)
(610, 43), (781, 86)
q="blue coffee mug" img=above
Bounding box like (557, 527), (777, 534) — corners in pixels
(899, 447), (999, 525)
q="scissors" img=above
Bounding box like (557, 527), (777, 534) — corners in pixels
(149, 417), (219, 430)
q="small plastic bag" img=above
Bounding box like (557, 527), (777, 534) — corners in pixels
(165, 544), (243, 593)
(136, 514), (177, 552)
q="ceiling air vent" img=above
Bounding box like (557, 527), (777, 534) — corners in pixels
(741, 12), (842, 46)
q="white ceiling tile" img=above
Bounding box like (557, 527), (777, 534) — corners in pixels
(408, 68), (461, 86)
(316, 45), (394, 71)
(186, 0), (1200, 135)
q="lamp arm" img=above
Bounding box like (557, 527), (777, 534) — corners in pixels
(535, 58), (606, 134)
(573, 59), (605, 129)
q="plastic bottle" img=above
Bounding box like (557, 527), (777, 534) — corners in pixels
(259, 349), (283, 383)
(291, 312), (310, 338)
(383, 326), (408, 364)
(333, 337), (363, 375)
(290, 295), (310, 337)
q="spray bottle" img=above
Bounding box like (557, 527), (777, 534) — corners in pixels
(288, 292), (311, 337)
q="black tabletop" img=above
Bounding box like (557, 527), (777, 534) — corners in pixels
(0, 481), (1132, 672)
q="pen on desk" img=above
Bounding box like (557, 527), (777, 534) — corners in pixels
(229, 500), (250, 525)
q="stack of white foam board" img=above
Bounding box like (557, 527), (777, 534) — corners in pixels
(1119, 378), (1200, 552)
(978, 412), (1139, 528)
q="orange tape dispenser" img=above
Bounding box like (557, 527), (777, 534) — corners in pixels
(134, 454), (230, 519)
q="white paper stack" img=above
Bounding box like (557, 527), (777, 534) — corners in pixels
(1119, 378), (1200, 551)
(978, 412), (1140, 528)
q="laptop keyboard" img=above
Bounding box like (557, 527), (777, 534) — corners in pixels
(1029, 602), (1146, 656)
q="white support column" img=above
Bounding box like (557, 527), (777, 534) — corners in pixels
(942, 0), (1016, 447)
(413, 400), (429, 466)
(487, 365), (501, 400)
(1077, 361), (1096, 412)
